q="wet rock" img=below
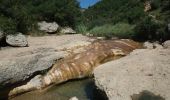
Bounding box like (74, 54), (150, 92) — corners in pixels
(6, 33), (28, 47)
(38, 21), (59, 33)
(60, 27), (76, 34)
(94, 49), (170, 100)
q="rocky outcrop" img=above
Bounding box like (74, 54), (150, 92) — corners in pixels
(9, 39), (141, 97)
(94, 48), (170, 100)
(0, 34), (92, 88)
(6, 33), (28, 47)
(60, 27), (76, 34)
(38, 21), (59, 33)
(0, 50), (67, 87)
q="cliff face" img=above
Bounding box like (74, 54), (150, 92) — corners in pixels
(9, 39), (141, 97)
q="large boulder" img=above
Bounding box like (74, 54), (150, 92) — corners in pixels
(60, 27), (76, 34)
(94, 49), (170, 100)
(163, 40), (170, 48)
(0, 49), (67, 87)
(38, 21), (59, 33)
(6, 33), (28, 47)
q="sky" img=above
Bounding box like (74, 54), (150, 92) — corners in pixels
(78, 0), (100, 8)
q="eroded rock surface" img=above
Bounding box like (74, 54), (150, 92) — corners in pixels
(94, 48), (170, 100)
(9, 39), (141, 97)
(0, 34), (93, 88)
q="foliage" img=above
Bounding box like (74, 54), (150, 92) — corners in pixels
(0, 0), (81, 34)
(75, 24), (88, 34)
(0, 16), (17, 34)
(134, 16), (169, 41)
(89, 23), (135, 39)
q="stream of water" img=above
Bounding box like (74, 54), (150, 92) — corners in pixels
(11, 78), (107, 100)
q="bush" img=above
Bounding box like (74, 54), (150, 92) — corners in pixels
(0, 16), (17, 34)
(89, 23), (135, 39)
(134, 17), (168, 41)
(75, 24), (88, 34)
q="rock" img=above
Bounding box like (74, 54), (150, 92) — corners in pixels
(143, 41), (163, 49)
(0, 34), (93, 87)
(6, 33), (28, 47)
(143, 41), (154, 49)
(60, 27), (76, 34)
(163, 40), (170, 48)
(94, 49), (170, 100)
(97, 37), (105, 40)
(38, 21), (59, 33)
(69, 96), (79, 100)
(0, 49), (67, 87)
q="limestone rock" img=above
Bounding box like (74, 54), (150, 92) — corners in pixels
(163, 40), (170, 48)
(0, 50), (67, 86)
(60, 27), (76, 34)
(6, 33), (28, 47)
(69, 96), (79, 100)
(94, 49), (170, 100)
(143, 41), (163, 49)
(38, 21), (59, 33)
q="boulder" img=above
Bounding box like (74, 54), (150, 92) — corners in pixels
(60, 27), (76, 34)
(38, 21), (59, 33)
(6, 33), (28, 47)
(94, 49), (170, 100)
(143, 41), (163, 49)
(0, 49), (67, 87)
(163, 40), (170, 48)
(143, 41), (154, 49)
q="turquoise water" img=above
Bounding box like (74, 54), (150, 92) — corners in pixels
(11, 78), (106, 100)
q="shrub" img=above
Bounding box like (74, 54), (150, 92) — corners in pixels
(0, 16), (17, 34)
(89, 23), (135, 39)
(134, 16), (168, 41)
(75, 24), (88, 34)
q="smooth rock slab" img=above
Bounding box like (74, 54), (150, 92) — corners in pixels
(0, 50), (67, 86)
(94, 49), (170, 100)
(6, 33), (28, 47)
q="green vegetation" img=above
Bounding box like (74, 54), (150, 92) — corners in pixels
(0, 0), (169, 41)
(89, 23), (135, 39)
(79, 0), (170, 41)
(0, 0), (81, 34)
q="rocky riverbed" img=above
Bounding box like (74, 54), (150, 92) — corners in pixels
(0, 34), (170, 100)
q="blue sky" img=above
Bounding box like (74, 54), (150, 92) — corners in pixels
(78, 0), (100, 8)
